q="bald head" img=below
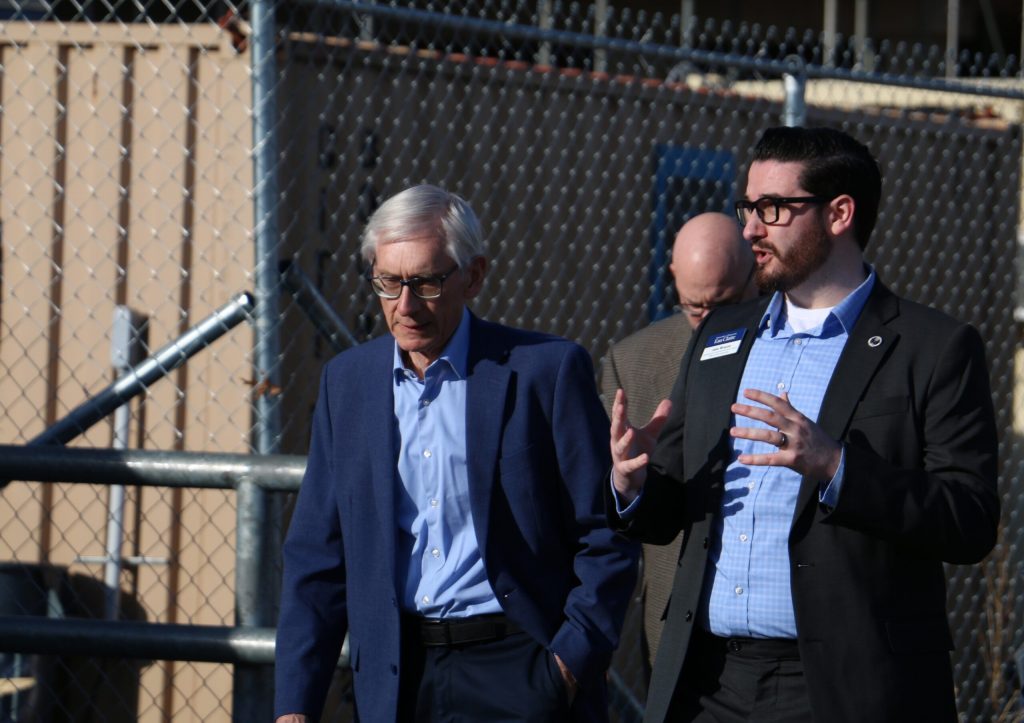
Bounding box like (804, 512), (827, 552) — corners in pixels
(669, 212), (757, 328)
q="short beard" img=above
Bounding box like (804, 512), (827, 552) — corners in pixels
(754, 223), (832, 294)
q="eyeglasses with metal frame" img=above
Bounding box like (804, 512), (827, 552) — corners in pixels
(734, 196), (830, 226)
(366, 264), (461, 300)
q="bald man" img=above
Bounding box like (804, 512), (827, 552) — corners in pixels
(601, 212), (756, 674)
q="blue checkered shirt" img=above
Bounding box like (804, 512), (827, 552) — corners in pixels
(702, 271), (875, 639)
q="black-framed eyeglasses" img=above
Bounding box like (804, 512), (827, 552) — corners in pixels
(734, 196), (830, 226)
(366, 264), (460, 300)
(678, 258), (757, 319)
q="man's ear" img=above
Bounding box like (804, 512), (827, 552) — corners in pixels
(827, 194), (856, 237)
(463, 256), (488, 299)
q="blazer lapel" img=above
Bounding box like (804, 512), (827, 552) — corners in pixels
(684, 301), (767, 508)
(464, 317), (512, 552)
(794, 283), (900, 516)
(366, 339), (400, 587)
(697, 302), (766, 461)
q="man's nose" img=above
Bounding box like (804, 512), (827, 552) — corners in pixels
(396, 285), (421, 313)
(742, 214), (765, 241)
(683, 308), (707, 329)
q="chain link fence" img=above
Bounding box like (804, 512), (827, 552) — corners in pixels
(0, 1), (1022, 720)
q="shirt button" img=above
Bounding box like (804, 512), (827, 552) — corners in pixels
(735, 586), (744, 596)
(423, 449), (432, 458)
(421, 595), (430, 604)
(777, 382), (786, 391)
(747, 483), (754, 490)
(739, 534), (748, 542)
(430, 498), (439, 508)
(431, 548), (440, 558)
(794, 338), (802, 346)
(422, 399), (430, 407)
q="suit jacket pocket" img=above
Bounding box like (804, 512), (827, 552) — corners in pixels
(852, 395), (909, 420)
(884, 618), (953, 653)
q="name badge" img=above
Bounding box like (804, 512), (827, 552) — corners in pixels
(700, 328), (746, 361)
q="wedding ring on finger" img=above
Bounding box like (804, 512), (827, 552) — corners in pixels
(777, 431), (788, 448)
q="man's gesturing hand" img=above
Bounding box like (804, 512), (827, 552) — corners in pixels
(730, 389), (841, 481)
(610, 389), (672, 503)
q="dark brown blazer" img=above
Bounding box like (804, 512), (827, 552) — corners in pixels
(609, 282), (1000, 723)
(601, 312), (691, 668)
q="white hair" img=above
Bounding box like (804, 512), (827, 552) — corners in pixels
(360, 184), (485, 268)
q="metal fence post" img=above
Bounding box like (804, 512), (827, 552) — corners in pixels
(243, 0), (285, 719)
(782, 56), (807, 128)
(235, 475), (273, 719)
(104, 306), (149, 620)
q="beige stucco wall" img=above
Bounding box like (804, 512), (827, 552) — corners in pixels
(0, 22), (253, 721)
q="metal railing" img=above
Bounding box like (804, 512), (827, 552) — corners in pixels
(0, 447), (316, 717)
(280, 260), (360, 353)
(0, 444), (641, 722)
(13, 292), (256, 455)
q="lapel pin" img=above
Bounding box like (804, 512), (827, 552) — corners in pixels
(868, 335), (882, 348)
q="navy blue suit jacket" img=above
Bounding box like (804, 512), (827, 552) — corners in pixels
(275, 314), (639, 721)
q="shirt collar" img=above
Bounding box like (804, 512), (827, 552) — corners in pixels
(393, 307), (471, 383)
(759, 265), (877, 336)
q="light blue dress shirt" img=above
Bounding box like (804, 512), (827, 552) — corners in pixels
(702, 270), (875, 638)
(393, 308), (502, 618)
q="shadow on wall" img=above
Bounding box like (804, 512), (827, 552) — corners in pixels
(0, 563), (149, 722)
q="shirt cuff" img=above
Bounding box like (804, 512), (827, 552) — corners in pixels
(610, 473), (643, 518)
(818, 445), (846, 510)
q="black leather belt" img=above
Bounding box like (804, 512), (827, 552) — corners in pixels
(698, 629), (800, 660)
(403, 613), (522, 647)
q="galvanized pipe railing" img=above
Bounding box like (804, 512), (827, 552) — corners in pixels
(0, 616), (281, 665)
(279, 260), (360, 353)
(0, 445), (642, 721)
(0, 445), (305, 490)
(0, 615), (350, 668)
(19, 292), (255, 452)
(0, 448), (319, 672)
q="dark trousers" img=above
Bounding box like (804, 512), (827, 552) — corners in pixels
(669, 629), (814, 723)
(397, 622), (576, 723)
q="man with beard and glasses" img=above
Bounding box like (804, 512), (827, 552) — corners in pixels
(606, 126), (998, 723)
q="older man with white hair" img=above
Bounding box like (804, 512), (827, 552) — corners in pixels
(275, 184), (638, 723)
